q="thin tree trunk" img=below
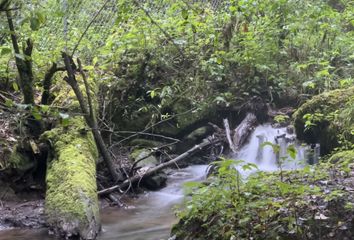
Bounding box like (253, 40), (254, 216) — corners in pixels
(62, 52), (120, 182)
(6, 10), (34, 105)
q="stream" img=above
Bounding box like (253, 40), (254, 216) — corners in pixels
(0, 124), (316, 240)
(0, 165), (208, 240)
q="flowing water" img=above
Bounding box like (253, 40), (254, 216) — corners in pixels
(234, 124), (310, 173)
(0, 124), (317, 240)
(98, 165), (207, 240)
(0, 165), (208, 240)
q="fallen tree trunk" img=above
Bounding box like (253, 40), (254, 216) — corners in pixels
(42, 117), (100, 240)
(98, 139), (219, 196)
(233, 113), (257, 151)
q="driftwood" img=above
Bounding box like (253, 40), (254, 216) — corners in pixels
(223, 119), (237, 153)
(233, 113), (257, 152)
(98, 138), (219, 196)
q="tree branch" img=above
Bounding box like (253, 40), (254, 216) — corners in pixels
(98, 138), (219, 196)
(41, 62), (66, 105)
(62, 52), (121, 182)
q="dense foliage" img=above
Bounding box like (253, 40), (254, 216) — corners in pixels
(174, 157), (354, 240)
(1, 0), (353, 130)
(0, 0), (353, 239)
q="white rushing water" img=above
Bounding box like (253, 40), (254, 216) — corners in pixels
(233, 124), (309, 173)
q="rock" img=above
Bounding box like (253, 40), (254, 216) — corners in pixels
(174, 126), (212, 154)
(130, 149), (167, 190)
(141, 171), (168, 190)
(41, 117), (100, 240)
(185, 127), (209, 142)
(293, 87), (354, 155)
(130, 148), (159, 168)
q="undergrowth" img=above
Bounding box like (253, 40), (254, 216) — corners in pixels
(173, 158), (354, 240)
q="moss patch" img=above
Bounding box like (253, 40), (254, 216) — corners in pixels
(293, 87), (354, 155)
(42, 116), (100, 239)
(8, 147), (34, 172)
(328, 150), (354, 166)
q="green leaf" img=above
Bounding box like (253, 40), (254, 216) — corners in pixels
(40, 105), (50, 113)
(242, 163), (259, 171)
(150, 90), (156, 98)
(32, 109), (42, 120)
(36, 11), (46, 24)
(61, 118), (70, 127)
(1, 47), (12, 56)
(182, 9), (189, 20)
(30, 17), (41, 31)
(184, 181), (203, 189)
(12, 82), (19, 92)
(59, 113), (70, 127)
(191, 24), (197, 33)
(286, 145), (297, 159)
(5, 99), (14, 108)
(261, 141), (280, 153)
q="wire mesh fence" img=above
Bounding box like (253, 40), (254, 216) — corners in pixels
(2, 0), (227, 57)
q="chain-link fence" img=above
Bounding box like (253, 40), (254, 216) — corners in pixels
(2, 0), (227, 57)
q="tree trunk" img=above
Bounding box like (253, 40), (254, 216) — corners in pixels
(62, 52), (121, 182)
(6, 10), (34, 105)
(233, 113), (257, 151)
(223, 118), (236, 153)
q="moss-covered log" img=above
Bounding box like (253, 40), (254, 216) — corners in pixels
(41, 117), (100, 239)
(293, 87), (354, 155)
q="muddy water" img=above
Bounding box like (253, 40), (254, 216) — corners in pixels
(0, 165), (207, 240)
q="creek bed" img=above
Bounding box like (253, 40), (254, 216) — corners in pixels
(0, 165), (208, 240)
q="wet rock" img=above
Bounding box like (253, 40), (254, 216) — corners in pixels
(130, 148), (159, 168)
(0, 200), (46, 229)
(141, 171), (168, 190)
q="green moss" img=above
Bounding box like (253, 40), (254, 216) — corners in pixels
(293, 87), (354, 155)
(8, 148), (34, 172)
(42, 116), (100, 239)
(328, 150), (354, 165)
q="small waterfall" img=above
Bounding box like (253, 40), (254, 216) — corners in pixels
(233, 124), (310, 172)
